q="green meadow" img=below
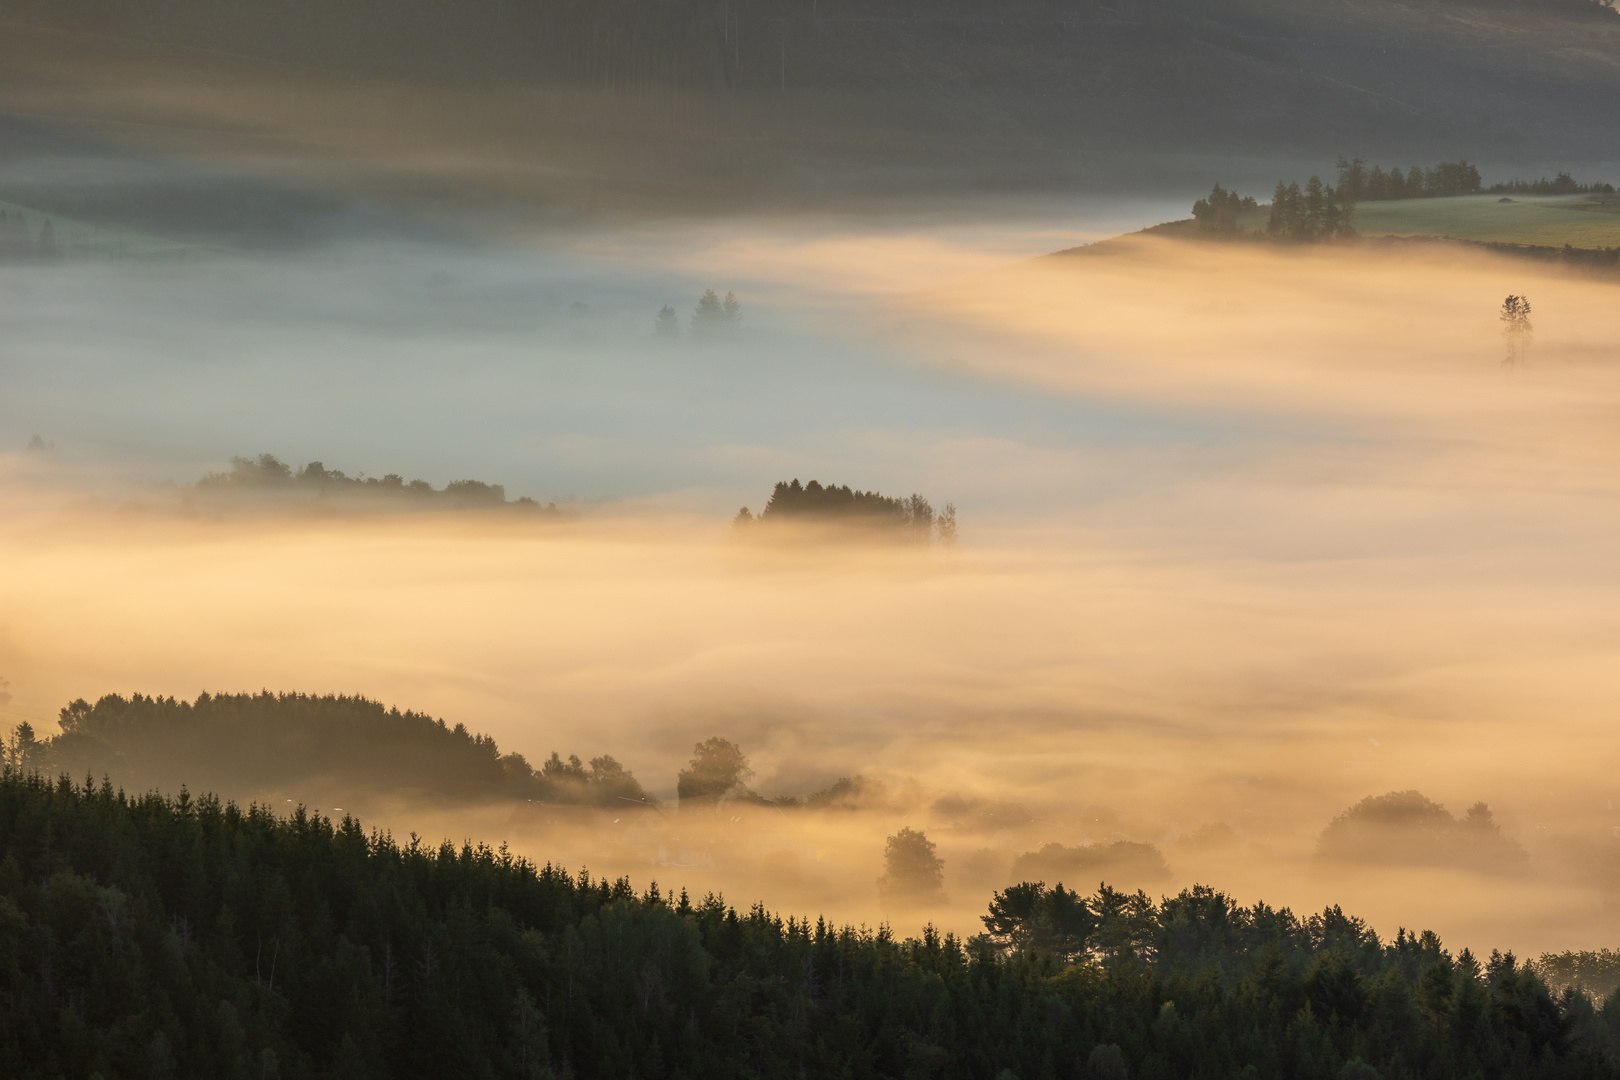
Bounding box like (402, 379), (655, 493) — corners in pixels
(1352, 193), (1620, 248)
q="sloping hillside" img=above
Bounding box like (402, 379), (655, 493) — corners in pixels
(0, 0), (1614, 215)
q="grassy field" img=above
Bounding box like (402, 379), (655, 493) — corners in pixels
(1352, 194), (1620, 248)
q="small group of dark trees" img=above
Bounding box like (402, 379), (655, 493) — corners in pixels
(655, 290), (740, 337)
(198, 453), (557, 511)
(6, 770), (1620, 1079)
(1190, 184), (1258, 233)
(2, 693), (644, 809)
(1189, 177), (1353, 240)
(1267, 177), (1355, 241)
(0, 210), (59, 261)
(734, 478), (959, 545)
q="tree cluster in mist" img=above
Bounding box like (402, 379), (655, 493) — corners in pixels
(734, 478), (958, 545)
(2, 700), (904, 818)
(656, 289), (741, 338)
(196, 454), (558, 512)
(1538, 951), (1620, 1003)
(0, 210), (60, 262)
(1313, 790), (1529, 875)
(2, 693), (643, 809)
(672, 735), (890, 812)
(6, 769), (1618, 1079)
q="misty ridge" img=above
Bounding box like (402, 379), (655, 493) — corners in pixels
(734, 478), (958, 545)
(190, 453), (561, 515)
(1, 692), (1555, 898)
(0, 695), (913, 818)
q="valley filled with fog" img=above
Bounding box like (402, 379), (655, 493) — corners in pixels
(6, 162), (1620, 960)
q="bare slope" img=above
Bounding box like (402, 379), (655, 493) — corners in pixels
(0, 0), (1615, 218)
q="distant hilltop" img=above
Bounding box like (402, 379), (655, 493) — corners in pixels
(196, 453), (559, 512)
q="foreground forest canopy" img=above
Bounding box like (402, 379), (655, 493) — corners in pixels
(3, 772), (1620, 1079)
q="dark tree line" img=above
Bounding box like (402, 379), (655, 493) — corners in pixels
(198, 454), (557, 511)
(3, 770), (1619, 1079)
(1185, 156), (1616, 248)
(1489, 173), (1617, 196)
(1334, 158), (1484, 202)
(1185, 177), (1353, 242)
(735, 478), (958, 545)
(3, 693), (643, 809)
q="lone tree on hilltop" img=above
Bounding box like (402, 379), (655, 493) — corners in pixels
(877, 826), (945, 903)
(1500, 295), (1533, 364)
(677, 736), (752, 803)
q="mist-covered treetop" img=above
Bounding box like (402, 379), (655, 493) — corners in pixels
(734, 478), (958, 545)
(196, 453), (557, 511)
(1314, 789), (1529, 874)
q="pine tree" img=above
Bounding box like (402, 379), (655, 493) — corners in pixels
(655, 304), (680, 336)
(692, 289), (725, 335)
(35, 219), (58, 259)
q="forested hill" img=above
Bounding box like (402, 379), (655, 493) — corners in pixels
(3, 771), (1619, 1079)
(8, 692), (645, 809)
(2, 0), (1617, 214)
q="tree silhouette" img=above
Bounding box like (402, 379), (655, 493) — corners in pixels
(655, 304), (680, 336)
(676, 736), (752, 803)
(877, 826), (945, 902)
(35, 219), (58, 259)
(692, 289), (726, 335)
